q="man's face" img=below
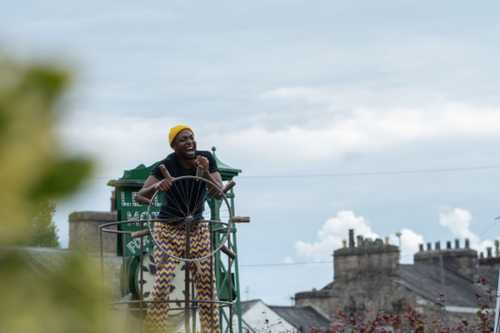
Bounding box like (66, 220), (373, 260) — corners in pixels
(172, 129), (196, 159)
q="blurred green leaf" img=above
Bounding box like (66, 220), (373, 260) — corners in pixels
(29, 157), (93, 201)
(21, 66), (69, 109)
(0, 106), (6, 135)
(0, 56), (121, 333)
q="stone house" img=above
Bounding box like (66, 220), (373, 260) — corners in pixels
(294, 229), (499, 324)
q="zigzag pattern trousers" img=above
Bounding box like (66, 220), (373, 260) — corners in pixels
(145, 222), (220, 333)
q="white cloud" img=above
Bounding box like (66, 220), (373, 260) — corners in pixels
(56, 110), (183, 176)
(439, 207), (479, 245)
(390, 228), (424, 264)
(213, 100), (500, 164)
(292, 207), (497, 262)
(294, 211), (425, 263)
(295, 210), (378, 260)
(291, 207), (498, 262)
(439, 207), (498, 255)
(283, 256), (294, 264)
(57, 83), (500, 181)
(261, 87), (335, 106)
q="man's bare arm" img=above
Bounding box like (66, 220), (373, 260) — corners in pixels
(206, 171), (224, 198)
(135, 175), (173, 205)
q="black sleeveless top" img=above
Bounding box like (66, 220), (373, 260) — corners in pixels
(150, 151), (217, 220)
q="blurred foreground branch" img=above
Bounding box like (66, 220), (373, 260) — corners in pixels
(0, 57), (121, 333)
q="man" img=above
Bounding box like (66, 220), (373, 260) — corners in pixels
(136, 124), (223, 333)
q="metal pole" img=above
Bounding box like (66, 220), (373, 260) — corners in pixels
(139, 220), (144, 310)
(191, 278), (196, 333)
(494, 269), (500, 333)
(229, 188), (243, 333)
(210, 226), (215, 333)
(99, 226), (104, 281)
(185, 221), (191, 333)
(228, 230), (233, 333)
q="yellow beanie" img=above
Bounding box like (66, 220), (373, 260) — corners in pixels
(169, 124), (193, 146)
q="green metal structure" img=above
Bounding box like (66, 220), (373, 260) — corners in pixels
(108, 147), (243, 333)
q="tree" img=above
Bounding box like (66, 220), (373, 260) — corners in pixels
(27, 200), (59, 247)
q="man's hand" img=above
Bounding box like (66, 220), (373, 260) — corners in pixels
(195, 155), (210, 173)
(154, 178), (173, 192)
(134, 193), (152, 205)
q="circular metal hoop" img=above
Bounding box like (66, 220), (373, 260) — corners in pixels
(146, 175), (233, 262)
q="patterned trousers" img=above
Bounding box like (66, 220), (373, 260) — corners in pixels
(144, 222), (220, 333)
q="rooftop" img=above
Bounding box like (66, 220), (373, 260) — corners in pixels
(269, 305), (331, 332)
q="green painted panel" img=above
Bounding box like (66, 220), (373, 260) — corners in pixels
(114, 187), (163, 256)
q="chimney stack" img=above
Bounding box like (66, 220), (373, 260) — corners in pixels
(348, 229), (355, 248)
(333, 229), (400, 281)
(414, 237), (478, 282)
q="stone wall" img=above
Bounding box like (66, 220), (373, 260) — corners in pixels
(333, 230), (399, 281)
(334, 248), (400, 281)
(414, 240), (477, 282)
(294, 289), (332, 317)
(295, 276), (408, 319)
(295, 278), (479, 327)
(69, 211), (117, 253)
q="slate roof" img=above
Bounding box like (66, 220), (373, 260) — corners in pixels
(478, 266), (500, 289)
(320, 262), (497, 310)
(240, 318), (258, 333)
(269, 305), (331, 332)
(240, 299), (262, 315)
(398, 263), (481, 308)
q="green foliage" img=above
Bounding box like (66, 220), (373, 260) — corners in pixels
(22, 200), (60, 247)
(29, 158), (93, 201)
(0, 58), (121, 332)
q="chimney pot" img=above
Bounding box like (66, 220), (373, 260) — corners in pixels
(435, 241), (441, 251)
(455, 239), (460, 249)
(487, 247), (493, 258)
(446, 241), (452, 249)
(465, 239), (470, 249)
(342, 240), (347, 248)
(495, 240), (500, 257)
(348, 229), (355, 248)
(427, 242), (432, 251)
(357, 235), (364, 247)
(480, 252), (484, 259)
(419, 244), (424, 252)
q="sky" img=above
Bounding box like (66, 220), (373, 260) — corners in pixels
(2, 0), (500, 305)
